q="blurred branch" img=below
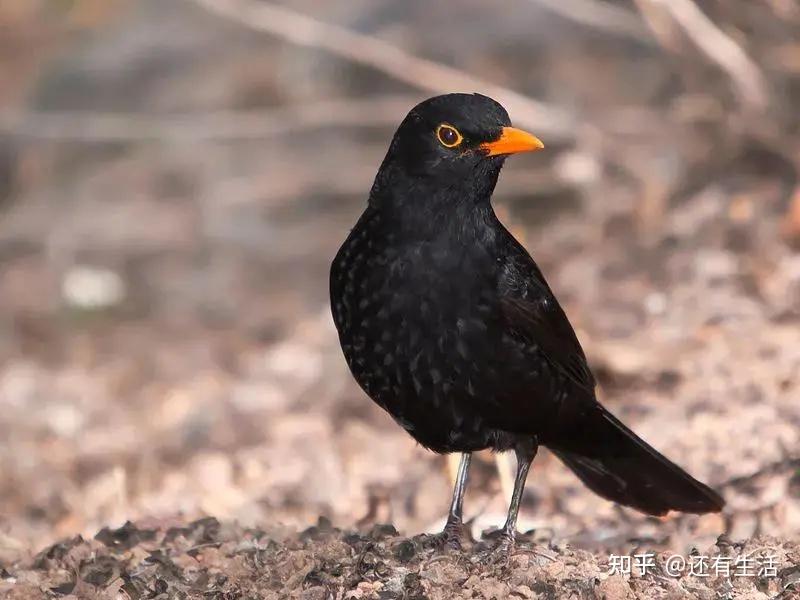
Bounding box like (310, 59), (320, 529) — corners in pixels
(263, 164), (573, 205)
(189, 0), (582, 141)
(0, 96), (419, 142)
(634, 0), (768, 110)
(719, 456), (800, 489)
(529, 0), (652, 43)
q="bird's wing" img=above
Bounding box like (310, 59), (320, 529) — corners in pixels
(496, 250), (595, 394)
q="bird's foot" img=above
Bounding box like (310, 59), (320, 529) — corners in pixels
(426, 518), (470, 552)
(474, 528), (517, 564)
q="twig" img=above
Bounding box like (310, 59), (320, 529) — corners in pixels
(188, 0), (580, 141)
(251, 163), (571, 205)
(718, 457), (800, 489)
(0, 96), (418, 142)
(528, 0), (652, 43)
(633, 0), (768, 110)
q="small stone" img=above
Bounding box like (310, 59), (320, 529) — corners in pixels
(61, 265), (125, 310)
(596, 574), (634, 600)
(393, 540), (417, 563)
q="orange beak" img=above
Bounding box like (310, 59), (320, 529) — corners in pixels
(480, 126), (544, 156)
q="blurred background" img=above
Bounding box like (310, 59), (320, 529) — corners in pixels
(1, 0), (799, 562)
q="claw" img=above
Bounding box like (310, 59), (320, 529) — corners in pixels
(495, 532), (515, 558)
(427, 519), (470, 552)
(474, 528), (517, 563)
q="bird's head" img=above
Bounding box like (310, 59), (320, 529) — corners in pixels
(373, 93), (543, 208)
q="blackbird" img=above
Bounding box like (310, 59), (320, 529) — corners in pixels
(330, 93), (724, 548)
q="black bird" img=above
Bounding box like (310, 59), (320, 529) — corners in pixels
(330, 93), (724, 548)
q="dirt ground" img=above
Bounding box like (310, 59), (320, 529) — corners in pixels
(1, 0), (799, 598)
(2, 519), (799, 599)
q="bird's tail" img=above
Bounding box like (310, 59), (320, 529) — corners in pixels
(545, 402), (724, 516)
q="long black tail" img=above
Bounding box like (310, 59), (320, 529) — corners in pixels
(545, 402), (724, 516)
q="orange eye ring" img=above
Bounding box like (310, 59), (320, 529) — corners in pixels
(436, 124), (463, 148)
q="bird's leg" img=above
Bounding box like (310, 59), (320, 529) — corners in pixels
(440, 452), (471, 549)
(498, 439), (538, 552)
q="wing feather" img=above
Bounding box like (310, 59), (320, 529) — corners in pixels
(497, 253), (595, 394)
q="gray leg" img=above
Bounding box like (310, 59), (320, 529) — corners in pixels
(501, 440), (538, 543)
(442, 452), (471, 547)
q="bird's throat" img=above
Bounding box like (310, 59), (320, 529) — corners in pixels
(371, 161), (504, 242)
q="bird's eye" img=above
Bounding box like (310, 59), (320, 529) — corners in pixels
(436, 124), (463, 148)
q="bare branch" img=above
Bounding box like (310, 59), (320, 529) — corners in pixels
(719, 457), (800, 489)
(0, 96), (418, 142)
(634, 0), (769, 110)
(188, 0), (580, 141)
(529, 0), (652, 43)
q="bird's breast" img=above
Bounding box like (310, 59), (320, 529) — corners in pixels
(331, 215), (502, 406)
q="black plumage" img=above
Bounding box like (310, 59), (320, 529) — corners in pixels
(330, 93), (724, 548)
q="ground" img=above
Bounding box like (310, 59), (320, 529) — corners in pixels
(4, 519), (800, 599)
